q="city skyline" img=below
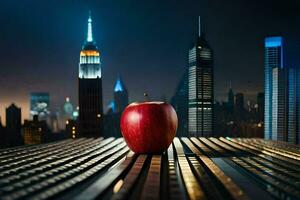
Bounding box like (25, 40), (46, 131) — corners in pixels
(0, 1), (300, 123)
(0, 2), (299, 199)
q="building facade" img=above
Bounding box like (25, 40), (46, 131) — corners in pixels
(188, 17), (214, 137)
(23, 115), (49, 145)
(78, 12), (103, 137)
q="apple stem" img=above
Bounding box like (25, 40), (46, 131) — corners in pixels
(144, 92), (149, 101)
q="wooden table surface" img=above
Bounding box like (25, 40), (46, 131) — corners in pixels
(0, 137), (299, 200)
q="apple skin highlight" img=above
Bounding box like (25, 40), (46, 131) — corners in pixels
(120, 102), (178, 154)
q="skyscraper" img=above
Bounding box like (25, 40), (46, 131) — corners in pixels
(6, 103), (21, 132)
(257, 92), (264, 121)
(287, 67), (300, 144)
(114, 77), (129, 113)
(188, 17), (214, 137)
(78, 12), (103, 137)
(5, 103), (23, 146)
(264, 36), (287, 141)
(227, 83), (234, 113)
(30, 92), (50, 121)
(235, 93), (244, 113)
(171, 71), (188, 137)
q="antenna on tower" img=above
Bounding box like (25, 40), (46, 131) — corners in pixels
(198, 16), (201, 38)
(87, 10), (93, 42)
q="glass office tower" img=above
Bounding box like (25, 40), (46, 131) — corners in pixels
(265, 36), (300, 144)
(188, 17), (214, 137)
(264, 36), (286, 141)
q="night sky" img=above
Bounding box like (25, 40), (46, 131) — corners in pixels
(0, 0), (300, 123)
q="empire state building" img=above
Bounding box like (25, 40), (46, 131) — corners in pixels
(78, 12), (103, 137)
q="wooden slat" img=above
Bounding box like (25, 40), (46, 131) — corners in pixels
(73, 151), (136, 200)
(187, 156), (225, 200)
(241, 139), (300, 161)
(173, 138), (206, 200)
(0, 138), (106, 183)
(219, 138), (300, 180)
(183, 137), (250, 200)
(30, 142), (130, 200)
(167, 144), (186, 200)
(111, 155), (148, 200)
(205, 138), (300, 199)
(248, 139), (300, 156)
(226, 138), (300, 171)
(0, 138), (126, 200)
(141, 155), (161, 200)
(211, 138), (300, 189)
(220, 137), (300, 173)
(0, 138), (105, 173)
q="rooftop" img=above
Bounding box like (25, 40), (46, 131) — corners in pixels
(0, 137), (299, 200)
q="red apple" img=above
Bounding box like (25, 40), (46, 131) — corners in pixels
(120, 101), (178, 154)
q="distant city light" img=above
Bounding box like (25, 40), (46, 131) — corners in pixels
(257, 122), (262, 128)
(72, 111), (79, 118)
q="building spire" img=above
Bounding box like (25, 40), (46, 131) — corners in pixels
(114, 77), (124, 92)
(198, 16), (201, 38)
(87, 11), (93, 42)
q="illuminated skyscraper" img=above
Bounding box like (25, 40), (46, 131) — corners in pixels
(264, 36), (287, 141)
(188, 17), (214, 136)
(114, 77), (128, 113)
(78, 12), (103, 137)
